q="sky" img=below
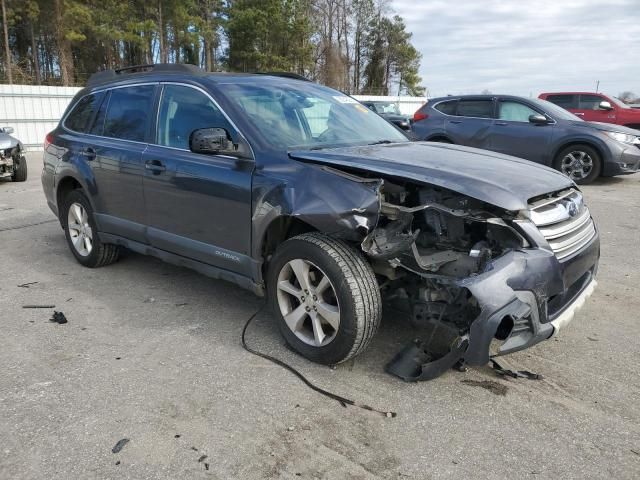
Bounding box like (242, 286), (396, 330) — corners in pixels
(392, 0), (640, 99)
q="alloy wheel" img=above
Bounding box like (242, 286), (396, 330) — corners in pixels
(67, 202), (93, 257)
(276, 259), (341, 347)
(560, 150), (593, 180)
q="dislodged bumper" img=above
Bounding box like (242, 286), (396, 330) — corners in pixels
(549, 278), (597, 336)
(462, 230), (599, 366)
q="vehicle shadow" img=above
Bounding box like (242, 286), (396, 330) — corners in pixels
(586, 176), (627, 186)
(32, 228), (429, 383)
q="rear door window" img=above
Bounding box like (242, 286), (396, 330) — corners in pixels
(434, 100), (457, 115)
(546, 94), (578, 109)
(65, 93), (104, 133)
(103, 85), (155, 142)
(456, 99), (494, 118)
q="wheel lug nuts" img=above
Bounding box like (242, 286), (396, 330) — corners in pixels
(312, 306), (317, 311)
(300, 296), (305, 302)
(305, 306), (311, 312)
(312, 295), (317, 301)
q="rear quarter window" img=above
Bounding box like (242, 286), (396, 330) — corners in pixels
(64, 93), (104, 133)
(434, 100), (457, 115)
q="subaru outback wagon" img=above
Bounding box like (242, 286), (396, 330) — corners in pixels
(42, 64), (599, 380)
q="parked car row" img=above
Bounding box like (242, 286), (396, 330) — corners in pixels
(411, 94), (640, 184)
(360, 100), (413, 131)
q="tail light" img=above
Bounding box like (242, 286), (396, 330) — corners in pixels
(413, 111), (429, 122)
(44, 132), (54, 150)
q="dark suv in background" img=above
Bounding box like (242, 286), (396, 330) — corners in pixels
(41, 64), (599, 380)
(412, 94), (640, 184)
(360, 100), (412, 131)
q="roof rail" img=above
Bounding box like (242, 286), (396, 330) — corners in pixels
(255, 72), (310, 81)
(87, 63), (205, 86)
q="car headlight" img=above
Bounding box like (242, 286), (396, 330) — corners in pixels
(605, 131), (640, 145)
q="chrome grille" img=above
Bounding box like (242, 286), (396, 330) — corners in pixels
(529, 189), (596, 260)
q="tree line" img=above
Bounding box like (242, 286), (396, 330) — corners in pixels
(0, 0), (425, 95)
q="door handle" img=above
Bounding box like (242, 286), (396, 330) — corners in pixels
(495, 121), (508, 126)
(574, 112), (584, 116)
(145, 160), (166, 173)
(81, 147), (96, 160)
(449, 120), (463, 124)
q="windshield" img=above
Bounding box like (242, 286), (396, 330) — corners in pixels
(372, 102), (401, 114)
(611, 96), (631, 109)
(531, 98), (583, 121)
(221, 82), (408, 149)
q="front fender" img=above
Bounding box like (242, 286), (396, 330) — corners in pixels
(251, 161), (382, 258)
(551, 134), (612, 164)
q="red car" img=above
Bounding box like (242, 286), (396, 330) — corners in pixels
(539, 92), (640, 130)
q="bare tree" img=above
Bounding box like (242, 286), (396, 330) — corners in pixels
(618, 91), (638, 104)
(1, 0), (11, 83)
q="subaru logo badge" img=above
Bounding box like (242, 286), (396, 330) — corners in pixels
(561, 193), (582, 218)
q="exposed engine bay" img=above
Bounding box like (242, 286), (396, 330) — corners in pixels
(355, 178), (539, 380)
(0, 147), (18, 178)
(362, 179), (524, 324)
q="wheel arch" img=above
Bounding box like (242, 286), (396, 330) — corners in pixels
(551, 139), (607, 168)
(55, 174), (92, 221)
(425, 134), (454, 143)
(258, 216), (318, 277)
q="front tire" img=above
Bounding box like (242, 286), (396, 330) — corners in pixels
(267, 233), (382, 365)
(62, 189), (120, 268)
(11, 155), (27, 182)
(554, 144), (601, 184)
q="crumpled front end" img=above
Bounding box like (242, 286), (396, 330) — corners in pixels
(358, 181), (600, 381)
(0, 145), (20, 179)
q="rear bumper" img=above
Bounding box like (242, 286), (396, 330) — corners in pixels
(461, 230), (599, 366)
(41, 163), (59, 218)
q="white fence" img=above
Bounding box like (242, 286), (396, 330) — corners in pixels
(352, 95), (427, 116)
(0, 85), (81, 151)
(0, 84), (427, 152)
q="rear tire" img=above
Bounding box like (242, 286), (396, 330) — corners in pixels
(553, 144), (601, 185)
(62, 190), (120, 268)
(267, 232), (382, 365)
(11, 155), (27, 182)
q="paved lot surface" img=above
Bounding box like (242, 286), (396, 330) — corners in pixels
(1, 153), (639, 479)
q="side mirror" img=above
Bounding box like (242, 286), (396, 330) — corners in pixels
(529, 114), (550, 125)
(1, 126), (14, 134)
(598, 101), (613, 111)
(189, 128), (235, 155)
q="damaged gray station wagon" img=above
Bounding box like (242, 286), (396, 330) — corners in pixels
(42, 64), (599, 380)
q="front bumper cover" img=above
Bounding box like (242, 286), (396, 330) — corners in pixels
(387, 230), (599, 380)
(463, 230), (599, 365)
